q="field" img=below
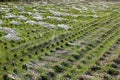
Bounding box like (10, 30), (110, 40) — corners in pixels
(0, 0), (120, 80)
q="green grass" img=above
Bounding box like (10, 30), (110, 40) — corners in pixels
(0, 0), (120, 80)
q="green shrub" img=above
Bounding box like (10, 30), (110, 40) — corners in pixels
(47, 71), (56, 77)
(107, 68), (119, 76)
(37, 74), (49, 80)
(53, 65), (65, 73)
